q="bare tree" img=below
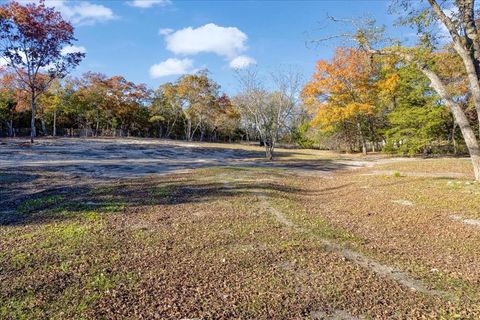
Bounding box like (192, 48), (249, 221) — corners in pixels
(235, 69), (272, 158)
(270, 67), (304, 143)
(235, 68), (302, 159)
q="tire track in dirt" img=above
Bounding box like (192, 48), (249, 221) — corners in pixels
(253, 190), (458, 302)
(218, 177), (360, 320)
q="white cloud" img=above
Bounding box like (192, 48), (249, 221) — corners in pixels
(164, 23), (248, 59)
(158, 23), (256, 71)
(0, 57), (9, 68)
(1, 50), (27, 65)
(229, 55), (256, 69)
(44, 0), (116, 25)
(149, 58), (193, 78)
(61, 45), (87, 55)
(0, 50), (52, 71)
(129, 0), (171, 8)
(158, 28), (174, 36)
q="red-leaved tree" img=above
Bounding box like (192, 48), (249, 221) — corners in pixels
(0, 0), (84, 142)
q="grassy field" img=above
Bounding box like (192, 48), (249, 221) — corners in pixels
(1, 139), (479, 319)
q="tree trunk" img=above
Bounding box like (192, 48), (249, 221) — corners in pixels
(459, 0), (480, 74)
(53, 109), (57, 137)
(95, 117), (99, 137)
(30, 91), (36, 143)
(266, 148), (272, 160)
(453, 41), (480, 132)
(428, 0), (480, 130)
(186, 117), (192, 141)
(6, 120), (13, 137)
(421, 65), (480, 180)
(452, 122), (457, 155)
(368, 118), (376, 152)
(40, 116), (47, 136)
(263, 134), (274, 160)
(265, 143), (273, 160)
(157, 120), (162, 138)
(356, 121), (367, 155)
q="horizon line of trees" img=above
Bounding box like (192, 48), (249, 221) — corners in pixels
(0, 58), (470, 158)
(0, 70), (248, 142)
(1, 0), (479, 174)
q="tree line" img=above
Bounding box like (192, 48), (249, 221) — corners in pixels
(300, 48), (466, 156)
(0, 44), (474, 158)
(0, 52), (468, 158)
(0, 68), (304, 147)
(2, 0), (480, 179)
(0, 70), (239, 141)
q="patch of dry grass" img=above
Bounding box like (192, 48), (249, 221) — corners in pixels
(283, 160), (480, 307)
(1, 157), (480, 318)
(374, 158), (474, 178)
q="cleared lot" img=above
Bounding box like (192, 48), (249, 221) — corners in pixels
(1, 138), (479, 319)
(0, 138), (371, 179)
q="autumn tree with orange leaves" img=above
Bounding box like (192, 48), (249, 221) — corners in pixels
(303, 48), (395, 154)
(318, 0), (480, 179)
(0, 0), (84, 142)
(67, 73), (150, 137)
(0, 70), (20, 136)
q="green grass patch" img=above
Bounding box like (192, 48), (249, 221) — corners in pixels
(49, 199), (125, 218)
(38, 220), (104, 250)
(84, 211), (102, 222)
(0, 289), (41, 320)
(149, 184), (171, 198)
(16, 195), (65, 214)
(10, 252), (32, 269)
(75, 271), (138, 312)
(48, 222), (91, 242)
(99, 201), (125, 213)
(88, 185), (121, 196)
(392, 171), (403, 178)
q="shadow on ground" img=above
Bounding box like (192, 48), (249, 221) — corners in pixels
(0, 138), (368, 226)
(0, 164), (355, 226)
(0, 138), (360, 179)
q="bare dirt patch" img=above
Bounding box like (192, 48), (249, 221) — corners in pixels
(0, 137), (368, 181)
(450, 214), (480, 227)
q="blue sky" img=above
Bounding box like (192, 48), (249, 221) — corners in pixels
(38, 0), (413, 94)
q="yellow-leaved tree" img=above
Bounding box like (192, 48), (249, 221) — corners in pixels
(303, 48), (396, 154)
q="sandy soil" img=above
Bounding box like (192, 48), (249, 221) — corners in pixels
(0, 137), (379, 180)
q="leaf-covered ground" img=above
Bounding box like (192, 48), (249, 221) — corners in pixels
(1, 141), (479, 319)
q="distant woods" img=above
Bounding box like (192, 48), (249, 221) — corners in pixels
(0, 69), (305, 151)
(0, 0), (477, 162)
(0, 70), (240, 142)
(301, 48), (464, 156)
(0, 55), (470, 158)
